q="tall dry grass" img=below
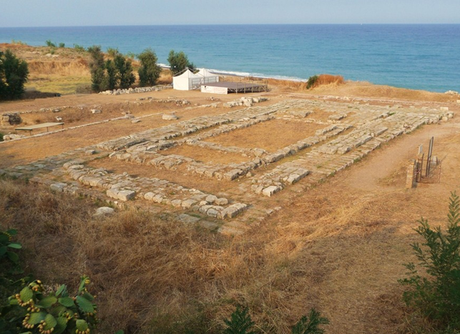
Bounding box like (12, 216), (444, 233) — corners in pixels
(0, 176), (413, 334)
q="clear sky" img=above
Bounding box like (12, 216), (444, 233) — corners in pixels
(1, 0), (459, 27)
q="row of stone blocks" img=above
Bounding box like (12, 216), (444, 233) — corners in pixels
(63, 161), (248, 220)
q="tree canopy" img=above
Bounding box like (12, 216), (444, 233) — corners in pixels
(138, 48), (161, 87)
(168, 50), (195, 76)
(0, 49), (29, 101)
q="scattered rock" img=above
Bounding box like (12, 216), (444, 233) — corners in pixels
(94, 207), (115, 216)
(162, 113), (179, 120)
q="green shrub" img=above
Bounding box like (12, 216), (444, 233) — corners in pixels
(87, 46), (105, 92)
(106, 48), (119, 59)
(168, 50), (195, 75)
(223, 306), (256, 334)
(102, 59), (117, 91)
(114, 53), (135, 89)
(0, 228), (30, 334)
(0, 133), (4, 142)
(45, 40), (56, 48)
(222, 306), (329, 334)
(0, 49), (29, 100)
(291, 309), (329, 334)
(73, 45), (85, 53)
(7, 276), (98, 334)
(400, 191), (460, 330)
(58, 43), (65, 48)
(306, 75), (318, 90)
(138, 48), (161, 87)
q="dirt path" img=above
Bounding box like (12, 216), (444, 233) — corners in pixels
(342, 118), (460, 192)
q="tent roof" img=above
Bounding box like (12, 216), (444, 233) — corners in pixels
(174, 68), (200, 78)
(197, 68), (218, 77)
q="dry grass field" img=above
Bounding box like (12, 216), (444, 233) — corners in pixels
(1, 44), (460, 334)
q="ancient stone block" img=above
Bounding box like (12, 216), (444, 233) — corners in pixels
(262, 186), (281, 197)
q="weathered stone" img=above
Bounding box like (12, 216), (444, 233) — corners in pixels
(205, 195), (218, 204)
(223, 203), (248, 219)
(94, 207), (115, 216)
(162, 113), (179, 120)
(206, 208), (219, 218)
(50, 183), (67, 192)
(177, 214), (200, 224)
(171, 199), (182, 207)
(106, 189), (136, 201)
(181, 199), (197, 209)
(262, 186), (281, 197)
(215, 198), (229, 206)
(144, 192), (156, 200)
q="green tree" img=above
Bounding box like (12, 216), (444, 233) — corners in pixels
(167, 50), (195, 75)
(138, 48), (161, 87)
(0, 50), (29, 100)
(87, 46), (106, 92)
(114, 53), (135, 89)
(102, 59), (117, 91)
(400, 191), (460, 330)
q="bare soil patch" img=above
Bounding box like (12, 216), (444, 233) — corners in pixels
(161, 144), (251, 164)
(87, 157), (236, 195)
(206, 119), (327, 152)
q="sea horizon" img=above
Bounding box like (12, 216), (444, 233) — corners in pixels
(1, 24), (459, 92)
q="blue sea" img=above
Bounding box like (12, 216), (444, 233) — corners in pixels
(0, 24), (459, 93)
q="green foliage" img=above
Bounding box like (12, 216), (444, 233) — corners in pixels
(0, 228), (30, 334)
(102, 59), (117, 91)
(0, 49), (29, 100)
(168, 50), (195, 75)
(8, 276), (98, 334)
(87, 46), (106, 92)
(58, 43), (65, 48)
(400, 191), (460, 330)
(223, 306), (256, 334)
(126, 52), (136, 59)
(11, 40), (26, 45)
(45, 40), (56, 48)
(291, 309), (329, 334)
(114, 53), (135, 89)
(138, 48), (161, 87)
(106, 48), (119, 58)
(73, 45), (85, 53)
(0, 133), (3, 142)
(306, 75), (318, 89)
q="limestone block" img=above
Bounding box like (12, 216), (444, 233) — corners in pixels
(144, 192), (156, 201)
(262, 186), (281, 197)
(171, 199), (182, 208)
(223, 169), (241, 181)
(205, 195), (218, 204)
(199, 205), (213, 214)
(162, 113), (179, 120)
(152, 194), (164, 203)
(215, 198), (229, 206)
(177, 214), (200, 224)
(207, 208), (219, 218)
(220, 203), (248, 219)
(50, 183), (67, 192)
(94, 207), (114, 216)
(181, 199), (197, 209)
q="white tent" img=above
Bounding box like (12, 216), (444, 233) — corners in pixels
(172, 69), (202, 91)
(197, 68), (219, 84)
